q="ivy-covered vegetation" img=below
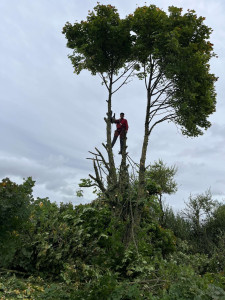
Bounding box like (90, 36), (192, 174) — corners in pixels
(0, 176), (224, 299)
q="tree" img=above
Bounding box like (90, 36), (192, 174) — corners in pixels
(0, 177), (34, 237)
(205, 204), (225, 271)
(0, 177), (35, 267)
(182, 190), (216, 235)
(62, 4), (134, 202)
(63, 4), (217, 244)
(205, 203), (225, 245)
(128, 5), (217, 199)
(145, 160), (177, 222)
(163, 206), (192, 241)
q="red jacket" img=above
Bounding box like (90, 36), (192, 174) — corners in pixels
(115, 118), (128, 131)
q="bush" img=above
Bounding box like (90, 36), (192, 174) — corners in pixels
(0, 177), (225, 298)
(0, 177), (34, 268)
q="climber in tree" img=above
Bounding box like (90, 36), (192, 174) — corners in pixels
(111, 113), (128, 154)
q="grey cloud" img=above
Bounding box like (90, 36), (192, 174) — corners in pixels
(0, 0), (225, 209)
(0, 153), (82, 192)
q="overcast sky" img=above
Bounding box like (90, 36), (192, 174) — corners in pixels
(0, 0), (224, 210)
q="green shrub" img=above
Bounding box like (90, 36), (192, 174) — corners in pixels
(0, 177), (34, 268)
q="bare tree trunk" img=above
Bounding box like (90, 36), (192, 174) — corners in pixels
(134, 86), (151, 226)
(139, 89), (151, 190)
(106, 75), (117, 189)
(134, 58), (155, 230)
(119, 134), (129, 191)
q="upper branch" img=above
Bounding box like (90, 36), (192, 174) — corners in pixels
(112, 68), (135, 95)
(99, 73), (109, 91)
(148, 113), (176, 135)
(150, 70), (163, 94)
(144, 64), (148, 90)
(112, 63), (135, 85)
(150, 83), (173, 108)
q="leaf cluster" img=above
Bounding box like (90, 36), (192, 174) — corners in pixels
(62, 4), (132, 75)
(130, 5), (217, 136)
(145, 160), (177, 195)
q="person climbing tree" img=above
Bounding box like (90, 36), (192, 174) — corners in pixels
(111, 113), (128, 154)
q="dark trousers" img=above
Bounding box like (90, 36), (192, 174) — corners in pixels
(111, 128), (126, 152)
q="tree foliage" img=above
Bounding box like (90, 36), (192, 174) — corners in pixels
(182, 189), (216, 232)
(63, 4), (136, 201)
(0, 177), (34, 238)
(130, 5), (217, 137)
(0, 178), (225, 299)
(146, 160), (177, 195)
(127, 5), (217, 200)
(62, 4), (132, 75)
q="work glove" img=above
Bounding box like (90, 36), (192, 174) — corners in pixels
(111, 113), (115, 123)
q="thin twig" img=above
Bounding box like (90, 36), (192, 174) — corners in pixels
(99, 73), (109, 91)
(112, 63), (135, 84)
(88, 151), (100, 157)
(86, 158), (103, 162)
(148, 114), (176, 135)
(112, 69), (135, 95)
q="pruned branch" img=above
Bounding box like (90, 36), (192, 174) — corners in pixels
(102, 143), (108, 151)
(86, 157), (103, 162)
(95, 147), (110, 172)
(96, 157), (103, 182)
(88, 151), (101, 157)
(93, 160), (106, 192)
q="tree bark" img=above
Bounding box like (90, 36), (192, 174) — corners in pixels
(138, 61), (154, 194)
(105, 73), (118, 200)
(139, 89), (151, 189)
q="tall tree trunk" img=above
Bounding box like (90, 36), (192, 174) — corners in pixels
(130, 88), (151, 234)
(134, 84), (152, 227)
(134, 61), (154, 226)
(139, 89), (151, 188)
(106, 74), (118, 198)
(119, 135), (129, 197)
(138, 61), (154, 191)
(138, 86), (151, 194)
